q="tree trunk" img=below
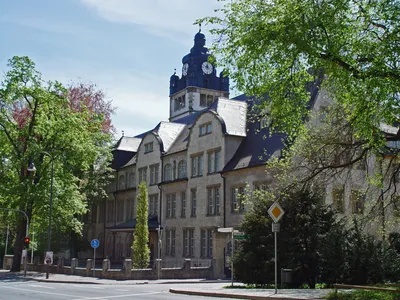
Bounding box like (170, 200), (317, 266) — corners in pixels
(10, 220), (26, 272)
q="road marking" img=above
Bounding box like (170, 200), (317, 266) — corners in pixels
(28, 284), (56, 289)
(0, 285), (91, 299)
(74, 292), (162, 300)
(115, 289), (129, 292)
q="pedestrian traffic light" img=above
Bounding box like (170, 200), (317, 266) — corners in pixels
(24, 237), (30, 248)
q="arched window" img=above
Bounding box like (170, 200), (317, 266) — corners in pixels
(128, 172), (135, 188)
(178, 160), (187, 179)
(164, 164), (172, 181)
(119, 175), (125, 190)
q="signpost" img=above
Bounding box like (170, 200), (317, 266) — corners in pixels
(268, 201), (285, 295)
(233, 232), (248, 240)
(91, 239), (99, 277)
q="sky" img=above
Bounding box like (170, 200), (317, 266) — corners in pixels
(0, 0), (225, 138)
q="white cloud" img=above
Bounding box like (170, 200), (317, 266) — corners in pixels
(80, 0), (222, 41)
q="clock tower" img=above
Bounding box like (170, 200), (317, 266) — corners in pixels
(169, 28), (229, 121)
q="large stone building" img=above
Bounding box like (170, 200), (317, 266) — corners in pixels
(82, 29), (325, 277)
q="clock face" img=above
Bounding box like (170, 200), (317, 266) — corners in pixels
(182, 63), (189, 76)
(202, 62), (213, 75)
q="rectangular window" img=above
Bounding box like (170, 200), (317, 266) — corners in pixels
(351, 190), (365, 214)
(200, 94), (207, 107)
(150, 164), (159, 185)
(207, 186), (220, 215)
(208, 149), (221, 174)
(199, 123), (212, 136)
(181, 191), (186, 218)
(200, 229), (213, 258)
(166, 193), (176, 218)
(144, 142), (153, 154)
(191, 155), (203, 177)
(332, 186), (345, 213)
(232, 186), (245, 212)
(174, 96), (186, 111)
(183, 228), (195, 257)
(149, 194), (158, 216)
(254, 182), (268, 191)
(165, 229), (176, 256)
(191, 189), (197, 217)
(138, 167), (147, 184)
(117, 201), (124, 222)
(107, 201), (114, 222)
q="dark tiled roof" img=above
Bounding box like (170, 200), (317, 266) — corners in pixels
(106, 216), (160, 230)
(222, 121), (287, 172)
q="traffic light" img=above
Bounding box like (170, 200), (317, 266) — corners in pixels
(24, 237), (30, 248)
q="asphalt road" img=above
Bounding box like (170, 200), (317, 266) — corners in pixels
(0, 281), (218, 300)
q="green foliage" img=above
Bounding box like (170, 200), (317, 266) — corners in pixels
(200, 0), (400, 148)
(233, 185), (400, 287)
(0, 56), (113, 269)
(132, 181), (150, 269)
(326, 290), (398, 300)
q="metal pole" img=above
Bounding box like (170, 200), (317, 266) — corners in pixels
(46, 157), (54, 280)
(274, 231), (277, 294)
(31, 232), (34, 264)
(5, 224), (9, 256)
(93, 248), (96, 277)
(231, 230), (234, 287)
(157, 225), (161, 280)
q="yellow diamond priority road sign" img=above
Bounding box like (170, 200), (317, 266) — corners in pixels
(268, 202), (285, 223)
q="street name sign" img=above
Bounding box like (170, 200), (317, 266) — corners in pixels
(233, 232), (248, 240)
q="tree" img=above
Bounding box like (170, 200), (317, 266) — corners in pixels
(0, 56), (113, 271)
(233, 186), (342, 287)
(132, 181), (150, 269)
(200, 0), (400, 147)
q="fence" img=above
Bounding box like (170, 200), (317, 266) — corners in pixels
(21, 257), (213, 280)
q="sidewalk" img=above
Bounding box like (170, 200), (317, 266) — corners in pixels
(1, 270), (334, 299)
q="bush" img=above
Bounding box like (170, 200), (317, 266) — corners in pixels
(326, 290), (398, 300)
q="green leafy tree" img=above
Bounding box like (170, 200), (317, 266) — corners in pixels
(0, 56), (113, 271)
(132, 181), (150, 269)
(233, 186), (341, 287)
(200, 0), (400, 147)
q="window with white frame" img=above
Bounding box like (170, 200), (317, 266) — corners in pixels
(144, 142), (153, 154)
(128, 172), (135, 188)
(164, 163), (172, 181)
(200, 229), (213, 258)
(191, 155), (203, 177)
(165, 229), (176, 256)
(166, 193), (176, 218)
(199, 123), (212, 136)
(183, 228), (194, 257)
(119, 175), (125, 190)
(191, 189), (197, 217)
(138, 167), (147, 184)
(207, 186), (220, 215)
(150, 164), (159, 185)
(181, 191), (186, 218)
(174, 95), (186, 111)
(232, 186), (245, 212)
(208, 150), (221, 174)
(149, 194), (158, 216)
(178, 160), (187, 178)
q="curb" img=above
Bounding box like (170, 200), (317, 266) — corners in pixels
(169, 288), (317, 300)
(25, 277), (101, 284)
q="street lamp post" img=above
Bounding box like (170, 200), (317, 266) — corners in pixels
(28, 152), (54, 279)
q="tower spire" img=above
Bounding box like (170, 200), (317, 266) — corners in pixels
(199, 23), (201, 33)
